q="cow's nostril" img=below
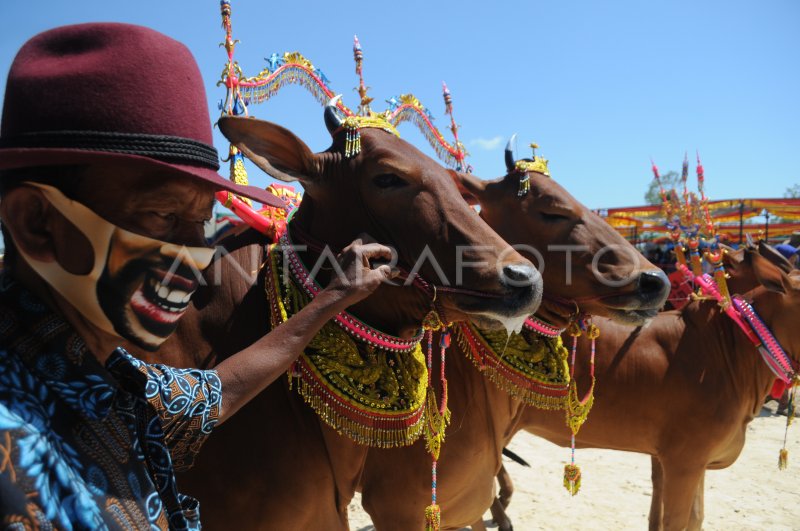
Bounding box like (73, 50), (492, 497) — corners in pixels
(502, 263), (538, 287)
(637, 269), (670, 299)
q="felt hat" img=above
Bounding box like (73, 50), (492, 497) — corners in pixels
(0, 22), (284, 208)
(775, 243), (799, 260)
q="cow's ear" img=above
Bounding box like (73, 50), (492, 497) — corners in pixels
(218, 116), (318, 184)
(747, 247), (791, 294)
(757, 241), (794, 275)
(447, 170), (483, 206)
(720, 244), (744, 271)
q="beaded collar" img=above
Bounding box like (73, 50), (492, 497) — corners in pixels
(524, 315), (566, 338)
(278, 229), (423, 353)
(265, 241), (429, 447)
(454, 322), (571, 409)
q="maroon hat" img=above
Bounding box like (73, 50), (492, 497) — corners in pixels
(0, 22), (284, 208)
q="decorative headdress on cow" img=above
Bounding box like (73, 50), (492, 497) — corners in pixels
(651, 154), (731, 307)
(219, 2), (467, 167)
(504, 134), (551, 197)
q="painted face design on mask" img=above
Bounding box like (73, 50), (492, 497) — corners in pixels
(19, 182), (215, 351)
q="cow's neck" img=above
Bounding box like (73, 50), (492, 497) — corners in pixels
(697, 289), (782, 418)
(288, 202), (430, 339)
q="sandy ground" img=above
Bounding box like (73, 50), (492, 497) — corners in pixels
(347, 402), (800, 530)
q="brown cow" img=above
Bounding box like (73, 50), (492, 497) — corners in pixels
(486, 242), (799, 531)
(145, 106), (543, 529)
(358, 150), (670, 530)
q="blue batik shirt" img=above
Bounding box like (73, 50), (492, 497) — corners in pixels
(0, 274), (222, 529)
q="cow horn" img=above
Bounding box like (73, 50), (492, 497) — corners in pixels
(324, 95), (344, 135)
(505, 133), (518, 173)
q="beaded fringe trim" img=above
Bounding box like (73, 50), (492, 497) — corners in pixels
(292, 358), (426, 448)
(454, 324), (569, 410)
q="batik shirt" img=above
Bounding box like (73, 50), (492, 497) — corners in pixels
(0, 275), (222, 530)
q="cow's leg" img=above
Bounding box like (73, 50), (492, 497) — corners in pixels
(496, 464), (513, 510)
(649, 456), (664, 531)
(660, 458), (706, 531)
(687, 472), (705, 531)
(488, 496), (513, 531)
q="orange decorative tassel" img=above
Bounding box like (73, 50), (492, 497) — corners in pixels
(425, 504), (441, 531)
(563, 463), (582, 495)
(779, 448), (789, 470)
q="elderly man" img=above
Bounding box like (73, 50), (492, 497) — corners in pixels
(0, 23), (392, 529)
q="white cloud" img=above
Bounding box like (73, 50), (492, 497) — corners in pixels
(469, 136), (504, 150)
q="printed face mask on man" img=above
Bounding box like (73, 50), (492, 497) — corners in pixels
(18, 182), (215, 351)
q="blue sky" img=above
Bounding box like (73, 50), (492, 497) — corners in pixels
(1, 0), (798, 209)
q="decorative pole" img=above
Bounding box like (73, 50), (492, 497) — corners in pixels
(652, 159), (687, 267)
(696, 152), (731, 306)
(441, 82), (467, 172)
(680, 152), (691, 227)
(218, 0), (251, 203)
(353, 35), (373, 116)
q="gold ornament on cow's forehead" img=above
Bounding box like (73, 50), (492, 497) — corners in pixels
(508, 139), (550, 197)
(341, 112), (401, 159)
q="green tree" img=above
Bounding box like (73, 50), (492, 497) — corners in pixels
(784, 184), (800, 198)
(644, 170), (681, 205)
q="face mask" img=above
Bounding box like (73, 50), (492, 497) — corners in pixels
(17, 182), (215, 351)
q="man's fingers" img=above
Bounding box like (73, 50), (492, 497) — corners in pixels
(357, 243), (394, 264)
(340, 238), (364, 255)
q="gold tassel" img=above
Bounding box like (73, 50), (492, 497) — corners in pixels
(230, 146), (252, 206)
(563, 463), (582, 495)
(779, 448), (789, 470)
(425, 504), (441, 531)
(517, 174), (530, 197)
(343, 116), (361, 158)
(778, 378), (798, 470)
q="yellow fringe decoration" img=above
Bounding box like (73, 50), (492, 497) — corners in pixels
(453, 324), (571, 410)
(425, 504), (441, 531)
(566, 378), (595, 434)
(423, 386), (451, 460)
(563, 463), (582, 496)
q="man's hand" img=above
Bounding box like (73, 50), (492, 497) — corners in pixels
(323, 235), (397, 309)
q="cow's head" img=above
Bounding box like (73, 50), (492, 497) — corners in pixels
(218, 104), (542, 337)
(451, 137), (670, 327)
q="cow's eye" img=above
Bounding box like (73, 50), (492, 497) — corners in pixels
(372, 173), (408, 189)
(539, 210), (572, 223)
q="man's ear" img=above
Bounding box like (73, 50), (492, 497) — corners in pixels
(447, 170), (486, 206)
(1, 186), (94, 274)
(1, 187), (56, 263)
(218, 116), (319, 184)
